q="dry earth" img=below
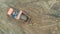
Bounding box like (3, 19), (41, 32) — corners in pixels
(0, 0), (60, 34)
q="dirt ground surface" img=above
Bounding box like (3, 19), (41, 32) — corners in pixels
(0, 0), (60, 34)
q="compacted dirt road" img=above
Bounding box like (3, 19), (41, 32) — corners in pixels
(0, 0), (60, 34)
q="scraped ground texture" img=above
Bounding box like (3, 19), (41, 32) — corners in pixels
(0, 0), (60, 34)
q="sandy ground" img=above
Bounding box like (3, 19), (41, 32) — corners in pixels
(0, 0), (60, 34)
